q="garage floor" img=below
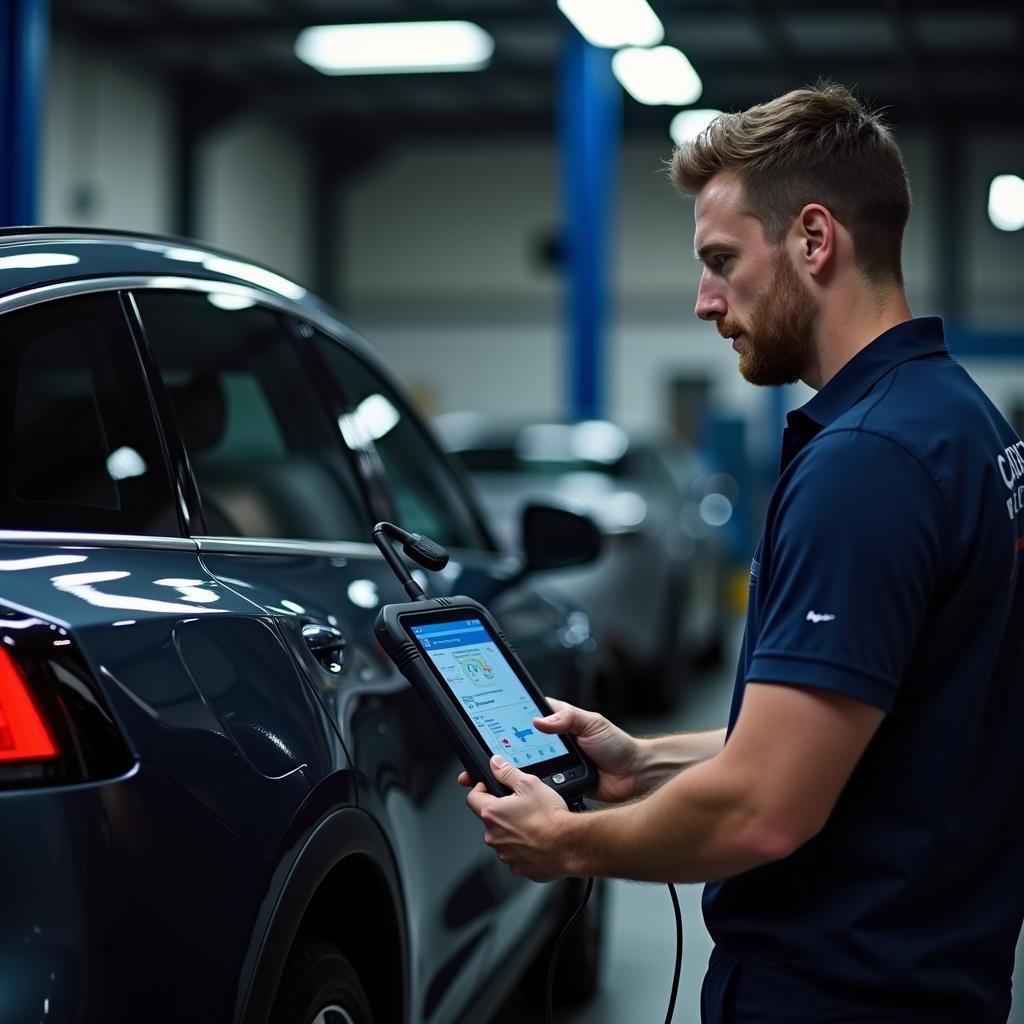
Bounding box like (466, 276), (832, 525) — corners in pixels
(493, 620), (1024, 1024)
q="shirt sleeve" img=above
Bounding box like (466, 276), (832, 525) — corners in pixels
(747, 428), (949, 711)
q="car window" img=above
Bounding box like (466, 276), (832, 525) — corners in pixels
(311, 333), (489, 551)
(0, 293), (179, 535)
(133, 291), (367, 542)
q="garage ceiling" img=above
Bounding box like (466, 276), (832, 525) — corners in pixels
(55, 0), (1023, 142)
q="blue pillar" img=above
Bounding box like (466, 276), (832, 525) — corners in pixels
(1, 0), (49, 225)
(558, 30), (621, 421)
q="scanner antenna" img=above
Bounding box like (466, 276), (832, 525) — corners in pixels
(372, 522), (449, 602)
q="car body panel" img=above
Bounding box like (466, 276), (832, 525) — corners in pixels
(0, 760), (269, 1023)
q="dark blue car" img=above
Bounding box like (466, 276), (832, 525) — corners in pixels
(0, 228), (604, 1024)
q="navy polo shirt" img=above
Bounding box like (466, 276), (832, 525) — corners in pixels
(703, 317), (1024, 1021)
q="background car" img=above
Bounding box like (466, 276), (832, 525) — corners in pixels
(0, 227), (606, 1024)
(436, 415), (732, 710)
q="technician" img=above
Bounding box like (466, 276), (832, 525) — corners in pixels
(462, 82), (1024, 1022)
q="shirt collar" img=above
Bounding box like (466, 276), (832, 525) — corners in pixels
(779, 316), (948, 473)
(794, 316), (948, 431)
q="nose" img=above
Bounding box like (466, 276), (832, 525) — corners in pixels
(695, 270), (726, 322)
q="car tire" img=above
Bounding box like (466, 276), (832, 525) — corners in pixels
(525, 875), (607, 1006)
(270, 931), (374, 1024)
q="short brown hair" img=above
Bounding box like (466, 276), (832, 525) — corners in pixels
(671, 82), (910, 285)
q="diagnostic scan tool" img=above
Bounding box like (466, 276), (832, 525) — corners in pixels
(372, 522), (596, 802)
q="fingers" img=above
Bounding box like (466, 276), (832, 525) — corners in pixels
(465, 782), (494, 818)
(457, 770), (473, 787)
(489, 754), (534, 795)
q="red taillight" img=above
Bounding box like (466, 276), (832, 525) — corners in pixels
(0, 647), (58, 761)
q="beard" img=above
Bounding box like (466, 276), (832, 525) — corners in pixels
(719, 251), (818, 387)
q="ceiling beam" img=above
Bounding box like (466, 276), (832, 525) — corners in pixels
(55, 0), (1022, 40)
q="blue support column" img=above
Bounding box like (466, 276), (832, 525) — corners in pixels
(558, 30), (621, 421)
(1, 0), (49, 225)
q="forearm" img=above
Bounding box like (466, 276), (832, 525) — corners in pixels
(631, 728), (727, 796)
(559, 750), (788, 884)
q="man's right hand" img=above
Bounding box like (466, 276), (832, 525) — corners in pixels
(533, 698), (643, 804)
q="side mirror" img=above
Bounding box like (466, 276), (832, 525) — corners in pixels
(521, 501), (602, 572)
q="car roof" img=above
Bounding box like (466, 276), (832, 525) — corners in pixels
(0, 226), (314, 300)
(0, 225), (385, 363)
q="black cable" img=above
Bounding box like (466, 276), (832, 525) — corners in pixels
(545, 875), (595, 1024)
(545, 799), (684, 1024)
(664, 883), (683, 1024)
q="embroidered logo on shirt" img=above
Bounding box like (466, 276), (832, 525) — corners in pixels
(749, 559), (760, 585)
(806, 611), (836, 623)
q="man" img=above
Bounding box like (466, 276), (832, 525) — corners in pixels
(463, 82), (1024, 1022)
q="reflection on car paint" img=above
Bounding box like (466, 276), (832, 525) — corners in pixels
(50, 570), (224, 614)
(0, 554), (87, 572)
(347, 579), (380, 609)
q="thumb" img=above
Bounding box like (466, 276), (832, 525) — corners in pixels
(490, 755), (531, 793)
(534, 698), (574, 734)
(534, 711), (565, 734)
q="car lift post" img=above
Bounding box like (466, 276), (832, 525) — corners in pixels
(0, 0), (49, 226)
(558, 28), (621, 422)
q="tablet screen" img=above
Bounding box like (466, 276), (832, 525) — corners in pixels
(409, 617), (570, 769)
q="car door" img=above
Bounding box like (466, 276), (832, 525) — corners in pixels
(130, 285), (497, 1024)
(303, 326), (597, 977)
(0, 288), (340, 1020)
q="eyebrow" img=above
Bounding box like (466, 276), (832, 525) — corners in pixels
(694, 241), (736, 261)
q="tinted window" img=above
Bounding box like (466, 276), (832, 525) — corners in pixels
(312, 334), (488, 550)
(0, 293), (179, 535)
(134, 292), (367, 541)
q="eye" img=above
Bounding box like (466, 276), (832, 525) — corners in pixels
(714, 254), (734, 270)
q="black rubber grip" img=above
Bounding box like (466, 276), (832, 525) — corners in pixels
(406, 534), (449, 571)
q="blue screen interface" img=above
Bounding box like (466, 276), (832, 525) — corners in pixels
(410, 618), (569, 767)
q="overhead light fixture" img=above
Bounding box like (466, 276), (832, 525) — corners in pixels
(669, 108), (723, 146)
(557, 0), (663, 49)
(988, 174), (1024, 232)
(295, 21), (494, 75)
(612, 46), (702, 105)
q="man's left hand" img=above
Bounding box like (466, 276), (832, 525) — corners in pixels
(464, 755), (575, 882)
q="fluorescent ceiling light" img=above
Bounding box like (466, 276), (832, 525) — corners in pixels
(295, 21), (494, 75)
(988, 174), (1024, 232)
(669, 108), (723, 145)
(612, 46), (702, 105)
(557, 0), (663, 48)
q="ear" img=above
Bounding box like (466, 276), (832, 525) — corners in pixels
(793, 203), (835, 279)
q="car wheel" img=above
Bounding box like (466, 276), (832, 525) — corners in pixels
(526, 875), (607, 1006)
(270, 931), (374, 1024)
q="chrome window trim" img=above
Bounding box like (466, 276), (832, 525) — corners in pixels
(0, 530), (198, 552)
(194, 536), (383, 559)
(0, 531), (389, 561)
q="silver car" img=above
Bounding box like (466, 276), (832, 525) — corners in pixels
(437, 415), (732, 710)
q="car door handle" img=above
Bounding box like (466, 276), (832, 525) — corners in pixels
(301, 623), (348, 674)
